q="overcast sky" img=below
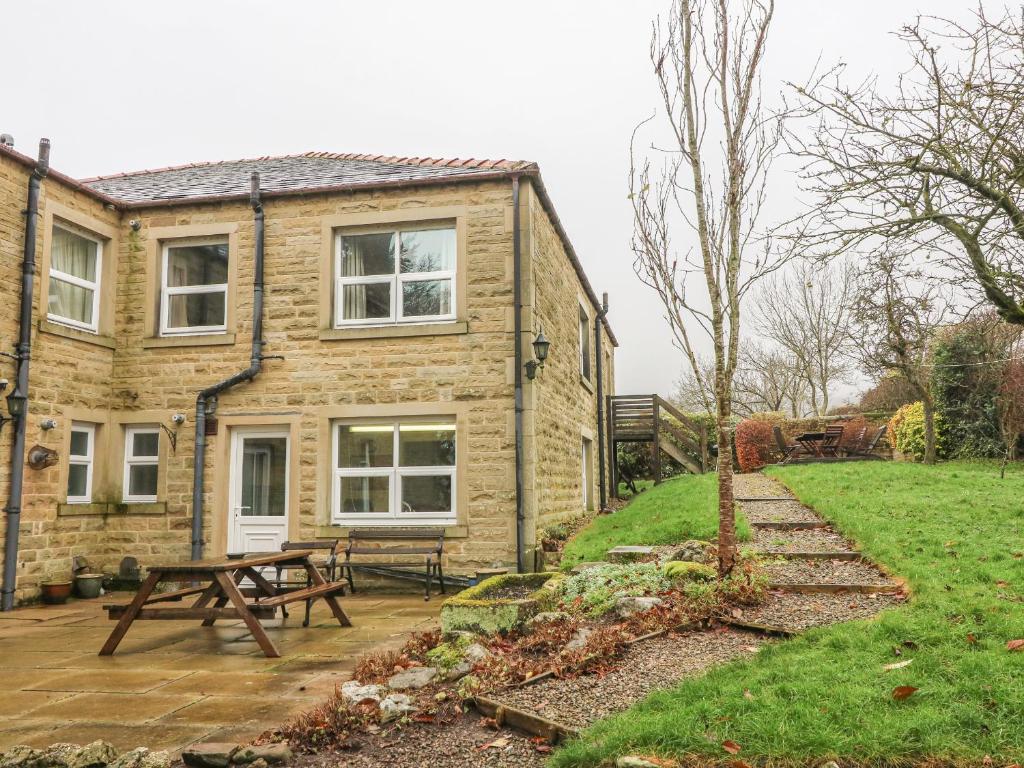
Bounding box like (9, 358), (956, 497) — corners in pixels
(1, 0), (993, 399)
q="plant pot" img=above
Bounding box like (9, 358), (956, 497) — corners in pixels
(74, 573), (104, 599)
(40, 581), (73, 605)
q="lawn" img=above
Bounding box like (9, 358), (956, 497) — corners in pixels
(560, 474), (751, 569)
(552, 461), (1024, 766)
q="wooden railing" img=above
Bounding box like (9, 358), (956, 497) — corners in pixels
(608, 395), (709, 496)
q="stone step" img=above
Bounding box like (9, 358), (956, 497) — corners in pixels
(607, 545), (655, 563)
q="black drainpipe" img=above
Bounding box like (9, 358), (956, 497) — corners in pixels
(511, 175), (526, 573)
(190, 172), (268, 559)
(595, 292), (609, 511)
(2, 139), (50, 612)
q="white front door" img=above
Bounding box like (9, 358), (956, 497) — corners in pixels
(228, 427), (290, 555)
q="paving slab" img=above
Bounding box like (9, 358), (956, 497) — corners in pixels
(0, 592), (441, 753)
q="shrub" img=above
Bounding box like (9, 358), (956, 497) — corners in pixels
(559, 563), (670, 618)
(889, 401), (944, 461)
(735, 418), (775, 471)
(663, 561), (716, 582)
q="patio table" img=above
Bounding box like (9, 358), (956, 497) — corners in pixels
(794, 431), (827, 457)
(99, 550), (350, 658)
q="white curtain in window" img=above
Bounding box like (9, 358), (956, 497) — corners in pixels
(49, 229), (97, 324)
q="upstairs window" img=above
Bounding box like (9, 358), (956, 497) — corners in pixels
(579, 304), (592, 380)
(123, 426), (160, 503)
(335, 226), (456, 326)
(332, 421), (456, 525)
(48, 224), (102, 333)
(67, 423), (96, 504)
(161, 240), (229, 335)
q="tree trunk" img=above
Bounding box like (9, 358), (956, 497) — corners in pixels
(716, 422), (737, 577)
(922, 395), (937, 465)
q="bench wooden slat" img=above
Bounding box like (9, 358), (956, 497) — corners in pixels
(254, 581), (346, 608)
(104, 605), (277, 620)
(345, 561), (439, 568)
(348, 528), (445, 540)
(144, 585), (209, 604)
(347, 546), (438, 555)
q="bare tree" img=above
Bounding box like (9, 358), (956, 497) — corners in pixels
(791, 8), (1024, 325)
(631, 0), (785, 576)
(736, 343), (807, 416)
(850, 251), (949, 464)
(755, 259), (856, 415)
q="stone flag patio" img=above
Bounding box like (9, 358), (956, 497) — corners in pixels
(0, 594), (440, 753)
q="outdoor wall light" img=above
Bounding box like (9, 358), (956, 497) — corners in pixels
(0, 389), (26, 437)
(171, 413), (186, 425)
(524, 329), (551, 381)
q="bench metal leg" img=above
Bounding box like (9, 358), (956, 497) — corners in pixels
(424, 559), (433, 601)
(343, 562), (356, 593)
(437, 562), (445, 595)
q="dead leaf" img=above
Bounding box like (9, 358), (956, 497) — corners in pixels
(883, 659), (913, 671)
(743, 689), (755, 701)
(1007, 639), (1024, 652)
(722, 740), (742, 755)
(479, 736), (510, 750)
(892, 686), (919, 701)
(534, 745), (553, 754)
(967, 633), (977, 644)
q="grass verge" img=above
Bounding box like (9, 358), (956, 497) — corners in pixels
(551, 461), (1024, 766)
(561, 473), (751, 570)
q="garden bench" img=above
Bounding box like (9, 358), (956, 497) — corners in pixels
(269, 540), (340, 627)
(341, 528), (446, 600)
(848, 425), (887, 458)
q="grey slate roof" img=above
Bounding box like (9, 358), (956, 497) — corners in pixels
(82, 152), (531, 205)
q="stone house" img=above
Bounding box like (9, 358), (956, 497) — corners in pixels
(0, 139), (616, 607)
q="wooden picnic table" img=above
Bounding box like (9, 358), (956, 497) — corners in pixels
(794, 431), (827, 457)
(99, 550), (350, 658)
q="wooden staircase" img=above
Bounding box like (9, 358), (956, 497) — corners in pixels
(608, 395), (709, 497)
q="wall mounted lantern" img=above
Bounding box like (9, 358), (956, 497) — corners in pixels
(0, 380), (25, 436)
(524, 329), (551, 381)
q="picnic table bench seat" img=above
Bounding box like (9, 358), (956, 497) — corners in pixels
(341, 527), (446, 600)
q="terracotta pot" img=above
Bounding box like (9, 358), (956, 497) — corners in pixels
(40, 581), (73, 605)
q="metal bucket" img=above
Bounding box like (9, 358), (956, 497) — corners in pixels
(74, 573), (104, 599)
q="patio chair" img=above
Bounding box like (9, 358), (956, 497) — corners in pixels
(848, 425), (888, 459)
(271, 540), (340, 627)
(821, 425), (845, 457)
(773, 425), (800, 463)
(843, 426), (868, 457)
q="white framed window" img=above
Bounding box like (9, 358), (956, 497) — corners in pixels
(48, 224), (102, 333)
(67, 422), (96, 504)
(160, 239), (229, 335)
(123, 426), (160, 503)
(582, 436), (594, 510)
(332, 420), (456, 525)
(334, 225), (456, 327)
(579, 304), (592, 380)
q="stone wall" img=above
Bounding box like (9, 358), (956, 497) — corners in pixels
(0, 154), (616, 604)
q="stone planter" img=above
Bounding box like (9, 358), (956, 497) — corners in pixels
(440, 572), (562, 635)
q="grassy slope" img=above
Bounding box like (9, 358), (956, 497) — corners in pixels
(553, 461), (1024, 766)
(561, 474), (751, 569)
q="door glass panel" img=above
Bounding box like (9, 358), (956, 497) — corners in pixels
(240, 436), (287, 517)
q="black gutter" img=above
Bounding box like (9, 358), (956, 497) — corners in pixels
(2, 139), (50, 612)
(190, 172), (267, 559)
(511, 175), (526, 574)
(595, 292), (609, 511)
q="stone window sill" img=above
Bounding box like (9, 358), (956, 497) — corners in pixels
(319, 321), (468, 342)
(38, 320), (116, 350)
(58, 502), (167, 517)
(143, 334), (236, 349)
(315, 524), (468, 539)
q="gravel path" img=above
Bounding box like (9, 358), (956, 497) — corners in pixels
(751, 526), (856, 552)
(734, 591), (903, 631)
(734, 473), (793, 498)
(743, 499), (824, 524)
(762, 558), (895, 585)
(495, 629), (765, 730)
(294, 716), (548, 768)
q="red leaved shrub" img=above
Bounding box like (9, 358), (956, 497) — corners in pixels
(735, 419), (775, 472)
